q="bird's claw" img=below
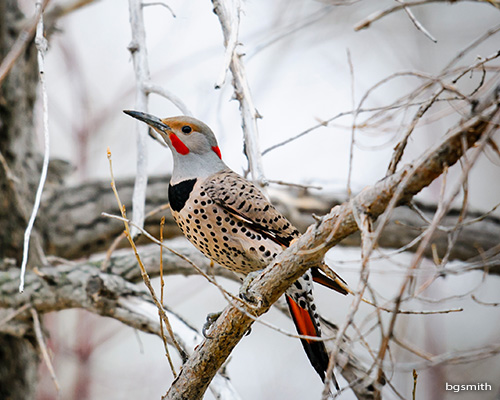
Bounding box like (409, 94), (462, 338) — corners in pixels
(202, 311), (221, 339)
(202, 310), (252, 338)
(239, 271), (264, 307)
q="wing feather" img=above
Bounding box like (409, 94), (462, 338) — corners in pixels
(205, 170), (300, 247)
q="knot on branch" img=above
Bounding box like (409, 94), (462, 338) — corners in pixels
(86, 275), (118, 310)
(127, 41), (139, 54)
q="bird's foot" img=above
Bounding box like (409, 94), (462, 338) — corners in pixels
(202, 310), (252, 338)
(202, 311), (221, 339)
(239, 271), (264, 308)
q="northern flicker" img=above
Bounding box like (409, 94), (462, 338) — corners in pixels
(124, 110), (348, 388)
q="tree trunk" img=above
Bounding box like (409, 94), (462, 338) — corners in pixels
(0, 335), (39, 400)
(0, 1), (42, 397)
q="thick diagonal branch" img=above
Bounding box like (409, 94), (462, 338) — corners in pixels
(164, 93), (500, 399)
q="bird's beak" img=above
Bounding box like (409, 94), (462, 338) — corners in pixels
(123, 110), (172, 134)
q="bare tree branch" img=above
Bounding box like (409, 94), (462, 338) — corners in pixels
(354, 0), (500, 31)
(397, 0), (437, 42)
(45, 0), (100, 22)
(38, 174), (500, 271)
(127, 0), (153, 237)
(143, 81), (193, 116)
(0, 249), (242, 400)
(1, 234), (376, 397)
(163, 84), (500, 400)
(19, 1), (51, 293)
(0, 0), (49, 85)
(213, 0), (266, 183)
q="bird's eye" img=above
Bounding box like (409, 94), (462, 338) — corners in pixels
(181, 125), (192, 134)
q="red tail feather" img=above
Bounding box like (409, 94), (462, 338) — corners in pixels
(286, 294), (319, 339)
(285, 295), (339, 389)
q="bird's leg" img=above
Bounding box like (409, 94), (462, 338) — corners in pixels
(203, 270), (263, 339)
(239, 270), (264, 307)
(202, 311), (222, 339)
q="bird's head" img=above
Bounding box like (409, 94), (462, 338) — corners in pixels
(124, 110), (226, 182)
(123, 110), (222, 160)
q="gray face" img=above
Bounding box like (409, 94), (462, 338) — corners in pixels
(123, 110), (220, 156)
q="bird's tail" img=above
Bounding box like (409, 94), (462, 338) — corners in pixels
(285, 294), (340, 390)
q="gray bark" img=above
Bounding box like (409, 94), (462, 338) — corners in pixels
(38, 175), (500, 271)
(0, 1), (43, 397)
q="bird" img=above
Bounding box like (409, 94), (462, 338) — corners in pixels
(124, 110), (349, 388)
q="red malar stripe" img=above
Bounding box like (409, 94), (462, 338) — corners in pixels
(169, 133), (190, 155)
(212, 145), (222, 159)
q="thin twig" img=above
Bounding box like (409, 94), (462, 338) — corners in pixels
(143, 81), (192, 116)
(261, 102), (431, 157)
(397, 0), (437, 42)
(45, 0), (97, 21)
(247, 5), (335, 60)
(471, 294), (500, 306)
(267, 179), (322, 191)
(387, 89), (444, 175)
(31, 308), (60, 396)
(158, 216), (177, 376)
(354, 0), (494, 31)
(346, 49), (356, 198)
(106, 148), (187, 364)
(0, 304), (31, 328)
(375, 109), (500, 384)
(19, 1), (50, 292)
(0, 0), (49, 85)
(412, 369), (418, 400)
(127, 0), (152, 237)
(393, 335), (434, 361)
(101, 202), (171, 271)
(142, 1), (176, 17)
(444, 23), (500, 70)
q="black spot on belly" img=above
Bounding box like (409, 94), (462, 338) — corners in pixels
(168, 179), (197, 212)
